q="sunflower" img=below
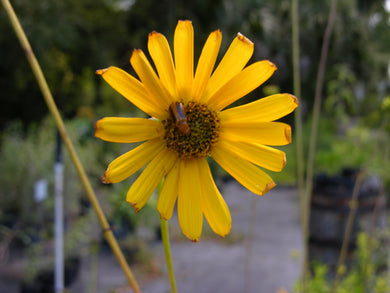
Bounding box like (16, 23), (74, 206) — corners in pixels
(95, 20), (298, 242)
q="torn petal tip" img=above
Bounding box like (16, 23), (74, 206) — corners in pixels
(287, 94), (299, 107)
(149, 31), (161, 38)
(130, 49), (143, 61)
(218, 231), (230, 239)
(212, 29), (222, 36)
(178, 19), (192, 26)
(268, 61), (277, 70)
(93, 120), (102, 136)
(262, 182), (276, 195)
(285, 126), (292, 143)
(236, 32), (254, 46)
(282, 154), (287, 169)
(159, 213), (172, 221)
(96, 68), (109, 75)
(184, 232), (200, 242)
(100, 174), (109, 184)
(128, 202), (140, 213)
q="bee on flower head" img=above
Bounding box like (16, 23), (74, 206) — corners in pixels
(170, 102), (190, 135)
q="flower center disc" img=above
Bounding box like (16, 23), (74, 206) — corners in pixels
(163, 101), (220, 160)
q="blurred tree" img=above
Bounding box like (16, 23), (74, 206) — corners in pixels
(221, 0), (390, 118)
(123, 0), (224, 63)
(0, 0), (226, 131)
(1, 0), (389, 131)
(0, 0), (127, 130)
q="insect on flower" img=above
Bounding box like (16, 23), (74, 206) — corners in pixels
(94, 20), (299, 242)
(170, 102), (190, 135)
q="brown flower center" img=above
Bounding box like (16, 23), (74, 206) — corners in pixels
(163, 101), (220, 160)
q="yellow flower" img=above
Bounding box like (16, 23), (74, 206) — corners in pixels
(95, 20), (298, 242)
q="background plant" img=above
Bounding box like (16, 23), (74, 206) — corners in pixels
(294, 232), (388, 293)
(1, 0), (389, 291)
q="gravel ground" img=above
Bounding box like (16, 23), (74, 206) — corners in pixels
(70, 181), (303, 293)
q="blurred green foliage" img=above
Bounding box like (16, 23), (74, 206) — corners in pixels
(0, 0), (389, 286)
(294, 232), (389, 293)
(0, 117), (104, 242)
(0, 117), (160, 281)
(0, 0), (388, 188)
(1, 0), (389, 128)
(0, 0), (127, 128)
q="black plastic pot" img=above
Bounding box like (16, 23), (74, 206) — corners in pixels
(20, 256), (80, 293)
(309, 168), (386, 272)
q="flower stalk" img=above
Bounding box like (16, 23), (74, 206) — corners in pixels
(1, 0), (141, 291)
(157, 179), (177, 293)
(332, 171), (364, 291)
(291, 0), (305, 209)
(95, 21), (297, 242)
(160, 219), (178, 293)
(291, 0), (307, 286)
(302, 0), (338, 285)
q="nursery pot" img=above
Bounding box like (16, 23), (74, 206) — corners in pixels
(309, 168), (386, 272)
(20, 256), (80, 293)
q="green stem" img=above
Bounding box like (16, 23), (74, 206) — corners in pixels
(302, 0), (337, 281)
(1, 1), (141, 292)
(244, 196), (257, 293)
(291, 1), (307, 287)
(332, 171), (364, 292)
(160, 219), (178, 293)
(356, 128), (389, 292)
(291, 0), (305, 212)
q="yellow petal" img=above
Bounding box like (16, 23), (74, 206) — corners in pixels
(220, 121), (292, 146)
(198, 158), (231, 237)
(208, 61), (277, 111)
(191, 30), (222, 101)
(130, 49), (173, 111)
(174, 20), (194, 103)
(127, 148), (177, 212)
(220, 93), (298, 123)
(95, 117), (164, 143)
(148, 31), (178, 99)
(103, 139), (165, 184)
(157, 159), (180, 220)
(96, 67), (165, 119)
(200, 33), (254, 104)
(216, 140), (286, 172)
(177, 159), (203, 242)
(211, 145), (276, 195)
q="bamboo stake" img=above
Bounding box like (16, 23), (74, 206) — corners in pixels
(1, 1), (141, 291)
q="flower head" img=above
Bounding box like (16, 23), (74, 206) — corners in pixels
(95, 20), (298, 241)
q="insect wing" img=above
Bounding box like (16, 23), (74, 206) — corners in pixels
(170, 102), (190, 134)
